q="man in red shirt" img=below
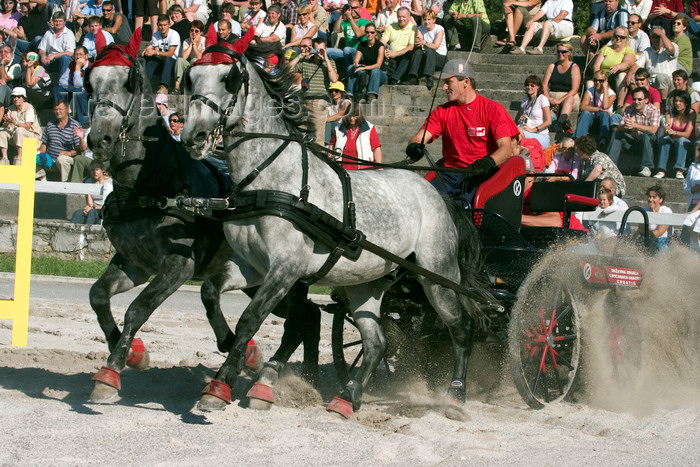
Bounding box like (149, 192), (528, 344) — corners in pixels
(406, 58), (519, 203)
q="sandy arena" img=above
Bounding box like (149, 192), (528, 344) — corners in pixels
(1, 247), (700, 465)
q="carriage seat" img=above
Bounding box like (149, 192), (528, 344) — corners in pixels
(521, 180), (600, 247)
(472, 156), (527, 232)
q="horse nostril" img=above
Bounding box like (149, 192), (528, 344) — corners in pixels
(98, 136), (112, 150)
(194, 132), (207, 145)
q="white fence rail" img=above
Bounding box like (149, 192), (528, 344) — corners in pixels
(578, 210), (688, 227)
(0, 181), (102, 196)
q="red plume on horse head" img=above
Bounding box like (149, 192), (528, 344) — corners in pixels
(91, 27), (142, 68)
(195, 26), (255, 66)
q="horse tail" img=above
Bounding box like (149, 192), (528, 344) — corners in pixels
(441, 195), (493, 326)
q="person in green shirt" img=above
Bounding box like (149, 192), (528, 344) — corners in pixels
(672, 15), (693, 74)
(443, 0), (490, 52)
(327, 0), (369, 71)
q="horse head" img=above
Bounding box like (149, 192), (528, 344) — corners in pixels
(86, 64), (141, 159)
(181, 60), (249, 160)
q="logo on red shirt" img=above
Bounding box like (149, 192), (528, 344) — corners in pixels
(468, 127), (486, 137)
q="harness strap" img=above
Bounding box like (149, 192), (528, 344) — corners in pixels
(230, 139), (291, 198)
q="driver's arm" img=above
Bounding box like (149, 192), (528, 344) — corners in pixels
(409, 128), (434, 144)
(490, 136), (513, 166)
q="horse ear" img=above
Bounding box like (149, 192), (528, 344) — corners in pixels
(126, 27), (142, 57)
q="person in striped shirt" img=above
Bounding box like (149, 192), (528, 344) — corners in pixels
(37, 99), (88, 182)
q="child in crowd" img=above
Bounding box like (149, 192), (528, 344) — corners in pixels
(591, 188), (620, 239)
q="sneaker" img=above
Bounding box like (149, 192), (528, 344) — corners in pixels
(653, 170), (665, 178)
(0, 157), (9, 165)
(403, 76), (418, 86)
(676, 170), (685, 179)
(510, 47), (526, 55)
(639, 167), (652, 177)
(527, 47), (543, 55)
(35, 169), (46, 180)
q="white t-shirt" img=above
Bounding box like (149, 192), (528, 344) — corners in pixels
(628, 30), (650, 54)
(541, 0), (574, 22)
(418, 24), (447, 56)
(256, 21), (287, 45)
(647, 205), (672, 238)
(151, 29), (181, 57)
(520, 94), (550, 128)
(585, 85), (616, 113)
(244, 9), (267, 28)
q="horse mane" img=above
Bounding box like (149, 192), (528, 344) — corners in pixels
(244, 41), (310, 137)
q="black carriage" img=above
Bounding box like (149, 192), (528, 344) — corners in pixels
(331, 156), (648, 409)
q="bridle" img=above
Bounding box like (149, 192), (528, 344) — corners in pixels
(187, 46), (250, 146)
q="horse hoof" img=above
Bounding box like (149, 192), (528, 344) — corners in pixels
(326, 397), (354, 419)
(198, 393), (230, 411)
(248, 397), (273, 410)
(246, 382), (274, 409)
(243, 339), (263, 372)
(89, 381), (120, 404)
(200, 379), (231, 409)
(443, 404), (469, 422)
(126, 338), (150, 370)
(92, 366), (121, 389)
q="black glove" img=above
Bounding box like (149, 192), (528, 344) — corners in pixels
(405, 142), (426, 162)
(464, 155), (497, 177)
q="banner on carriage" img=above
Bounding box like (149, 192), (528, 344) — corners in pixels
(0, 139), (36, 346)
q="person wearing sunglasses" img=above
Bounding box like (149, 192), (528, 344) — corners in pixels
(607, 86), (660, 177)
(625, 14), (649, 55)
(286, 5), (319, 52)
(169, 112), (184, 141)
(671, 14), (692, 74)
(580, 0), (629, 61)
(174, 19), (204, 93)
(542, 41), (580, 133)
(573, 70), (616, 148)
(616, 68), (661, 117)
(590, 26), (635, 109)
(645, 0), (683, 37)
(100, 0), (130, 45)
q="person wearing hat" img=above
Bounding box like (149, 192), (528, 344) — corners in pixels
(155, 91), (173, 131)
(325, 80), (351, 145)
(406, 58), (519, 204)
(0, 86), (41, 164)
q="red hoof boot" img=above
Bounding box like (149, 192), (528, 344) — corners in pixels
(126, 338), (146, 368)
(92, 366), (121, 390)
(201, 379), (231, 404)
(244, 339), (262, 371)
(246, 382), (274, 403)
(326, 397), (354, 419)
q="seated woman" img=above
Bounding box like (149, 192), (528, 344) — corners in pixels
(590, 26), (636, 108)
(404, 10), (447, 90)
(573, 70), (616, 147)
(174, 20), (205, 93)
(656, 90), (694, 179)
(21, 51), (51, 111)
(0, 87), (41, 165)
(576, 135), (626, 196)
(346, 23), (386, 102)
(515, 74), (552, 150)
(495, 0), (542, 48)
(285, 5), (318, 52)
(542, 41), (580, 133)
(641, 184), (672, 251)
(69, 160), (113, 225)
(545, 136), (580, 179)
(329, 106), (382, 170)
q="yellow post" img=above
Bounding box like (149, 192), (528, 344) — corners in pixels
(0, 139), (36, 346)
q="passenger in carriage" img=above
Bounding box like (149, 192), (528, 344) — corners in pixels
(405, 58), (519, 204)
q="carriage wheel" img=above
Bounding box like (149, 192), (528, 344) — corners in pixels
(509, 271), (582, 409)
(331, 309), (400, 388)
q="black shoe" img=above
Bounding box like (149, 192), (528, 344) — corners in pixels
(425, 77), (433, 90)
(404, 76), (418, 85)
(549, 121), (563, 133)
(388, 77), (399, 85)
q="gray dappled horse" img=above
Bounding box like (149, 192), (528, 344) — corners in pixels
(85, 39), (321, 404)
(180, 41), (490, 417)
